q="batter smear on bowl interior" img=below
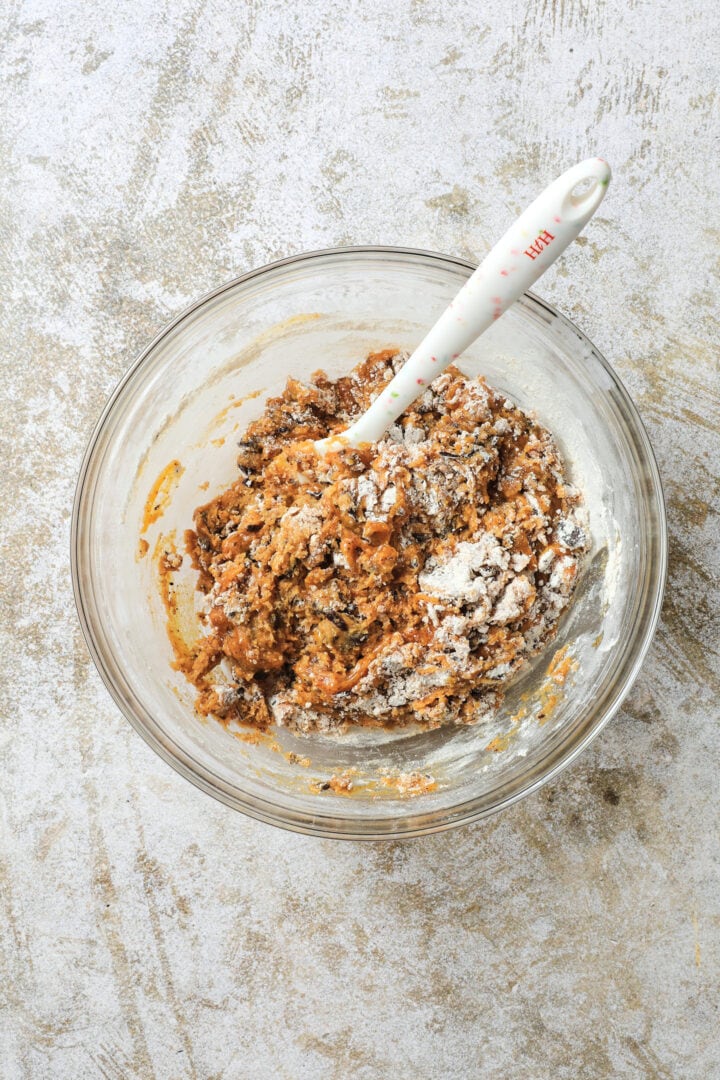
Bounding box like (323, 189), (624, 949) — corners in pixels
(182, 349), (588, 735)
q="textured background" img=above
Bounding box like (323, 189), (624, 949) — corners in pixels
(2, 1), (719, 1077)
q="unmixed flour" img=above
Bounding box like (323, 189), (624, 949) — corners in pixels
(178, 349), (589, 735)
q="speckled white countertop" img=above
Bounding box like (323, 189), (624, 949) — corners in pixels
(2, 1), (719, 1076)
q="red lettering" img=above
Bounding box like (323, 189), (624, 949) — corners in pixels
(523, 229), (555, 261)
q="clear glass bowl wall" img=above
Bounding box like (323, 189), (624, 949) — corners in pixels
(72, 248), (666, 838)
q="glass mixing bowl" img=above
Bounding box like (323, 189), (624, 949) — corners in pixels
(72, 247), (666, 839)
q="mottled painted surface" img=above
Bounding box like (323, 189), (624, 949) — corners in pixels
(2, 1), (719, 1077)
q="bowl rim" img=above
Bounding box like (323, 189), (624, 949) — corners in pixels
(71, 244), (668, 840)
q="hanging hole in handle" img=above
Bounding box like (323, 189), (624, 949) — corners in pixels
(570, 177), (598, 205)
(561, 164), (609, 223)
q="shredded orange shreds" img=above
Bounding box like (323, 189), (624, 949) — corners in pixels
(174, 350), (588, 736)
